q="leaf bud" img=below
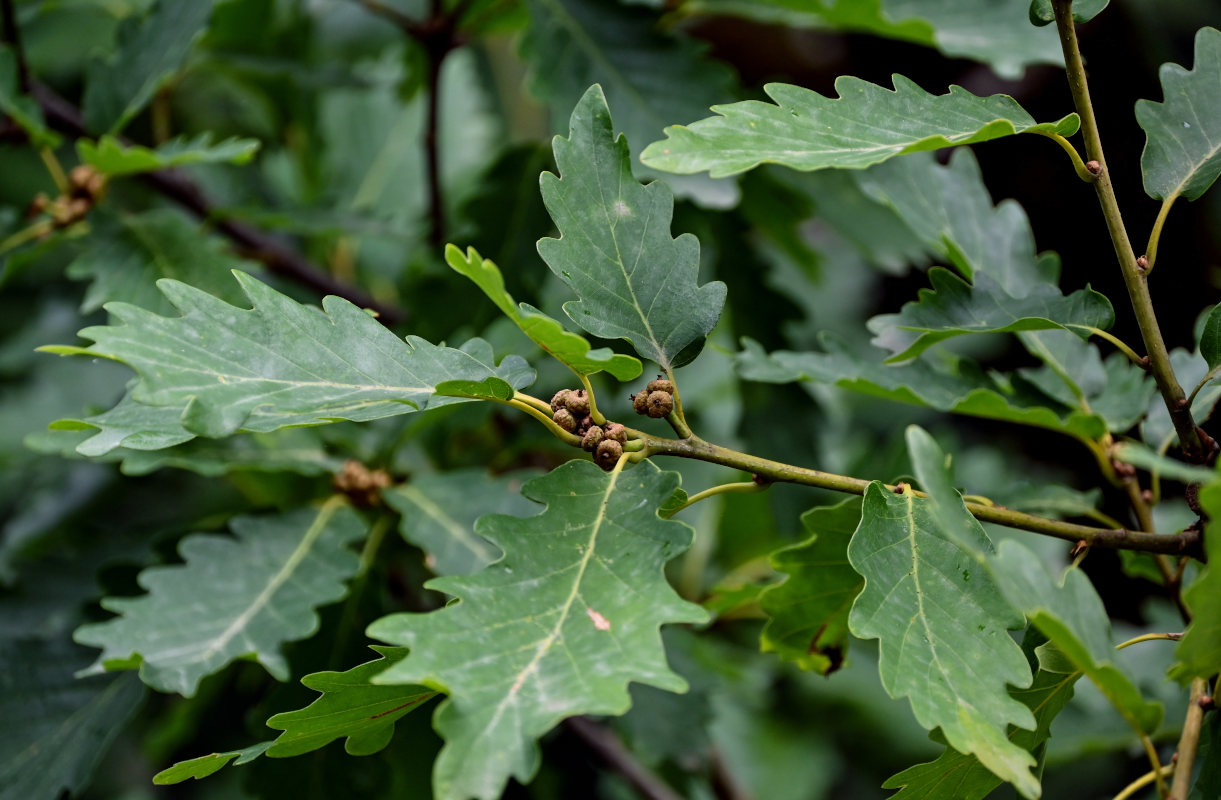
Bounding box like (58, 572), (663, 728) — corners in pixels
(564, 389), (590, 415)
(603, 422), (627, 443)
(1086, 160), (1101, 176)
(553, 407), (577, 432)
(595, 439), (623, 470)
(645, 390), (673, 418)
(582, 425), (604, 451)
(645, 377), (674, 394)
(632, 392), (649, 415)
(551, 389), (572, 411)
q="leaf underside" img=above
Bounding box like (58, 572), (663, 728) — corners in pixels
(1171, 481), (1221, 680)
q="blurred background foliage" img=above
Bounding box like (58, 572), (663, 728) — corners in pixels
(0, 0), (1216, 798)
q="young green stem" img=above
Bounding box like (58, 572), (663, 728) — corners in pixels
(505, 397), (582, 446)
(1112, 765), (1175, 800)
(1051, 0), (1204, 462)
(0, 218), (53, 255)
(578, 374), (606, 426)
(1145, 197), (1175, 271)
(1072, 325), (1144, 364)
(1115, 632), (1182, 650)
(1034, 130), (1095, 182)
(1137, 732), (1170, 799)
(1168, 678), (1210, 800)
(639, 433), (1203, 557)
(661, 479), (767, 519)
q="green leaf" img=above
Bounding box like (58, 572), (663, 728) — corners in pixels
(41, 272), (534, 440)
(1018, 330), (1155, 434)
(0, 47), (59, 148)
(1111, 442), (1216, 485)
(758, 497), (863, 674)
(112, 429), (345, 478)
(869, 267), (1113, 363)
(538, 85), (727, 371)
(444, 245), (641, 380)
(82, 0), (215, 133)
(152, 742), (271, 785)
(77, 133), (261, 177)
(66, 209), (259, 317)
(853, 149), (1044, 293)
(0, 638), (144, 800)
(1171, 481), (1221, 680)
(640, 77), (1078, 178)
(1201, 301), (1221, 369)
(735, 336), (1108, 440)
(884, 639), (1079, 800)
(519, 0), (740, 206)
(1028, 0), (1109, 26)
(1190, 712), (1221, 800)
(47, 391), (197, 458)
(988, 540), (1163, 733)
(265, 647), (434, 757)
(383, 468), (543, 576)
(685, 0), (1062, 79)
(848, 480), (1038, 798)
(74, 502), (367, 696)
(367, 460), (707, 800)
(1136, 28), (1221, 203)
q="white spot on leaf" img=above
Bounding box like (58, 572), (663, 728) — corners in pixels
(613, 200), (631, 218)
(587, 608), (611, 631)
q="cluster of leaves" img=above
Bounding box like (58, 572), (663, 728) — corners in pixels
(2, 1), (1220, 800)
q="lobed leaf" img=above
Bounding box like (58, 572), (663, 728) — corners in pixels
(77, 133), (261, 178)
(40, 272), (534, 440)
(988, 540), (1163, 733)
(758, 497), (863, 674)
(538, 85), (727, 371)
(152, 742), (271, 785)
(81, 0), (214, 133)
(444, 244), (641, 380)
(367, 460), (707, 800)
(0, 638), (144, 800)
(1171, 480), (1221, 681)
(869, 268), (1113, 363)
(74, 503), (367, 696)
(735, 336), (1108, 440)
(265, 647), (434, 758)
(384, 468), (543, 576)
(684, 0), (1063, 79)
(885, 639), (1079, 799)
(848, 479), (1038, 797)
(1136, 28), (1221, 203)
(640, 77), (1078, 178)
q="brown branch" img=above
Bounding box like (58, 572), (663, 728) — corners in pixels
(563, 716), (687, 800)
(29, 82), (407, 325)
(354, 0), (475, 246)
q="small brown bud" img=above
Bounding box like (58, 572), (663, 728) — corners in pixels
(603, 422), (627, 443)
(1141, 489), (1153, 503)
(564, 389), (590, 415)
(1086, 160), (1101, 176)
(1069, 539), (1089, 560)
(893, 482), (907, 494)
(26, 192), (49, 218)
(553, 407), (577, 432)
(595, 438), (624, 470)
(1136, 255), (1149, 271)
(551, 389), (572, 412)
(645, 390), (673, 418)
(1200, 695), (1216, 711)
(582, 426), (604, 452)
(577, 415), (593, 435)
(632, 392), (649, 415)
(645, 378), (674, 394)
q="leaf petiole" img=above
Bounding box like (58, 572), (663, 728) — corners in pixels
(1033, 129), (1095, 182)
(660, 479), (767, 519)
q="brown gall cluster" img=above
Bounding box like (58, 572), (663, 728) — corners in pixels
(552, 389), (631, 470)
(631, 376), (675, 419)
(29, 164), (106, 231)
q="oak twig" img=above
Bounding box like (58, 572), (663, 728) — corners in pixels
(1168, 678), (1210, 800)
(1050, 0), (1204, 462)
